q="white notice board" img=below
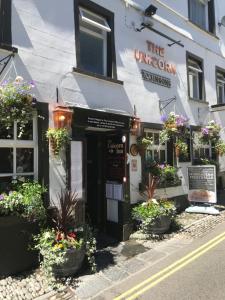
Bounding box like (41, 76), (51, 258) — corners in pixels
(71, 141), (83, 199)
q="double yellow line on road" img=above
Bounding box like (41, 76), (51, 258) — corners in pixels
(114, 231), (225, 300)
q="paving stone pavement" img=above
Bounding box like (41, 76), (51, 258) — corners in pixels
(2, 209), (225, 300)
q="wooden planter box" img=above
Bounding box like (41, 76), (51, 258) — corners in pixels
(0, 216), (39, 276)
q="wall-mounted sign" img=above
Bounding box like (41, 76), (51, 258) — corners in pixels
(106, 136), (126, 182)
(188, 165), (216, 204)
(134, 40), (176, 75)
(73, 107), (130, 131)
(141, 69), (171, 88)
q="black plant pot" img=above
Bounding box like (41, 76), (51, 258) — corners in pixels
(0, 216), (39, 276)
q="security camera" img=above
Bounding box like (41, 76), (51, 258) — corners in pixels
(144, 4), (157, 17)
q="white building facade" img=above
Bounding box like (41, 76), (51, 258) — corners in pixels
(0, 0), (225, 239)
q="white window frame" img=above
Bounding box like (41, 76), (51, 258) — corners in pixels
(79, 7), (110, 76)
(216, 71), (225, 104)
(144, 129), (167, 163)
(188, 58), (203, 100)
(0, 117), (38, 181)
(193, 131), (211, 160)
(189, 0), (209, 31)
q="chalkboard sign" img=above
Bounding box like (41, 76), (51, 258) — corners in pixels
(188, 165), (216, 204)
(106, 136), (125, 182)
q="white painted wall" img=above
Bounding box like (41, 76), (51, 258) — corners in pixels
(6, 0), (225, 203)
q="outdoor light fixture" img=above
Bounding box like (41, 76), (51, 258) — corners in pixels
(144, 4), (157, 17)
(130, 117), (141, 136)
(53, 106), (73, 129)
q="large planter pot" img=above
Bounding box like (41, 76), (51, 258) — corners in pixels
(144, 215), (172, 234)
(0, 216), (39, 276)
(53, 247), (85, 277)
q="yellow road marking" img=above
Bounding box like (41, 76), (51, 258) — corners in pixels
(127, 234), (225, 300)
(114, 231), (225, 300)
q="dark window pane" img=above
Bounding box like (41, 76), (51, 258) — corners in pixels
(0, 176), (13, 193)
(17, 120), (33, 140)
(154, 133), (159, 145)
(154, 150), (159, 161)
(200, 148), (205, 157)
(16, 148), (34, 173)
(80, 30), (104, 75)
(0, 123), (13, 139)
(205, 148), (210, 157)
(160, 150), (165, 163)
(194, 149), (199, 159)
(0, 148), (13, 173)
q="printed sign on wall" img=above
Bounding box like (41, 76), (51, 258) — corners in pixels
(188, 165), (216, 204)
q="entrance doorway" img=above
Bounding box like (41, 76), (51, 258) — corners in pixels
(86, 132), (105, 230)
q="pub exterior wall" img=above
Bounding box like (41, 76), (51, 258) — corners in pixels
(7, 0), (225, 204)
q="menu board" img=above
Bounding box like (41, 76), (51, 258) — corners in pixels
(106, 136), (126, 181)
(188, 165), (216, 204)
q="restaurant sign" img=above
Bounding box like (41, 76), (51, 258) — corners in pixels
(188, 165), (217, 204)
(141, 69), (171, 88)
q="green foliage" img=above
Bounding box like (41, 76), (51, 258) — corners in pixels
(215, 140), (225, 156)
(34, 190), (96, 281)
(132, 199), (176, 232)
(0, 77), (35, 137)
(137, 136), (153, 148)
(175, 139), (188, 157)
(46, 128), (70, 156)
(0, 181), (46, 222)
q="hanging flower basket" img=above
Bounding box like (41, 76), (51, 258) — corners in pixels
(46, 128), (70, 156)
(199, 120), (221, 145)
(0, 76), (36, 137)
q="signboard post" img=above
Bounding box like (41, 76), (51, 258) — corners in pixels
(186, 165), (219, 215)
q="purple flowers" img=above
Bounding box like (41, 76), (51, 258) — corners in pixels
(160, 115), (167, 122)
(0, 194), (4, 201)
(201, 127), (209, 135)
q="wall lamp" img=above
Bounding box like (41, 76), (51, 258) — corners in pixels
(144, 4), (157, 17)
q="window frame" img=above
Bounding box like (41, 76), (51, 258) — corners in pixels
(144, 129), (167, 163)
(192, 130), (211, 161)
(0, 118), (38, 182)
(188, 0), (215, 34)
(187, 52), (205, 102)
(74, 0), (117, 79)
(216, 66), (225, 104)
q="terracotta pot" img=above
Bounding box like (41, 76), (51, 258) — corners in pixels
(175, 146), (180, 157)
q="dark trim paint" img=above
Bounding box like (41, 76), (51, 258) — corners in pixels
(37, 102), (49, 206)
(186, 51), (205, 102)
(0, 0), (12, 47)
(74, 0), (117, 79)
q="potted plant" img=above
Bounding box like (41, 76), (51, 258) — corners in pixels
(34, 190), (96, 279)
(214, 140), (225, 156)
(175, 139), (188, 157)
(132, 199), (175, 234)
(137, 136), (153, 155)
(46, 128), (70, 156)
(0, 76), (36, 137)
(134, 159), (176, 234)
(0, 181), (46, 276)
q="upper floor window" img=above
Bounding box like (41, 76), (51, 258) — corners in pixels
(216, 69), (225, 104)
(188, 0), (215, 33)
(187, 54), (204, 101)
(75, 0), (117, 79)
(0, 0), (12, 47)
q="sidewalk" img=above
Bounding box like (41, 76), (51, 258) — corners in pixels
(1, 209), (225, 300)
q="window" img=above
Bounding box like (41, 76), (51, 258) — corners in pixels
(188, 0), (215, 33)
(0, 119), (38, 192)
(145, 130), (166, 163)
(216, 69), (225, 104)
(75, 0), (117, 78)
(187, 54), (204, 101)
(192, 131), (210, 161)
